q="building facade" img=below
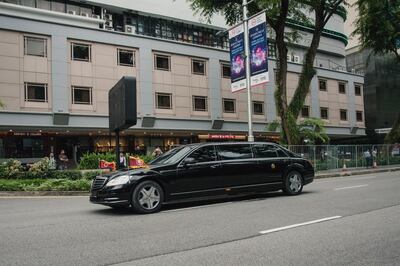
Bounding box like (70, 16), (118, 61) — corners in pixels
(0, 0), (364, 163)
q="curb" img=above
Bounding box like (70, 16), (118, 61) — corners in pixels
(315, 167), (400, 179)
(1, 167), (399, 197)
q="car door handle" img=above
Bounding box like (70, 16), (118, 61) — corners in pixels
(210, 165), (220, 169)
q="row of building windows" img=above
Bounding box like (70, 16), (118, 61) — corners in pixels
(301, 105), (363, 122)
(318, 79), (363, 96)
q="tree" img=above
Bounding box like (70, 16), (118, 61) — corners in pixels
(354, 0), (400, 61)
(268, 117), (330, 144)
(189, 0), (346, 144)
(354, 0), (400, 143)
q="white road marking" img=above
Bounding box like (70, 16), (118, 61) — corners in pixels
(259, 216), (342, 235)
(334, 184), (369, 191)
(164, 202), (233, 213)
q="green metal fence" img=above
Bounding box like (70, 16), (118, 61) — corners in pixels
(286, 144), (400, 172)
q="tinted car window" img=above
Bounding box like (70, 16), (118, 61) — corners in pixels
(217, 144), (253, 160)
(186, 146), (216, 163)
(150, 146), (192, 165)
(252, 144), (278, 158)
(276, 148), (288, 157)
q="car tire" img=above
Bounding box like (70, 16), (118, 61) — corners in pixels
(131, 180), (164, 214)
(283, 170), (303, 196)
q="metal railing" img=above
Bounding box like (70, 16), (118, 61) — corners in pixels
(286, 144), (400, 172)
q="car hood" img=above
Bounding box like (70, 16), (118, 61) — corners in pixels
(103, 164), (172, 179)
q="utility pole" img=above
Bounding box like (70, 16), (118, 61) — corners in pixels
(242, 0), (254, 142)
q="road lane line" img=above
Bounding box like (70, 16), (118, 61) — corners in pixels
(334, 184), (369, 191)
(259, 216), (342, 235)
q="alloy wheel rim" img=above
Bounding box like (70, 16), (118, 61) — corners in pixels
(289, 174), (302, 192)
(138, 185), (160, 210)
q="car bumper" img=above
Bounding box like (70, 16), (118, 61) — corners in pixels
(90, 185), (131, 206)
(303, 170), (315, 185)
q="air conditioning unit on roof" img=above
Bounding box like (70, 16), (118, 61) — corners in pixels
(81, 12), (89, 17)
(92, 14), (101, 19)
(287, 55), (292, 62)
(105, 14), (113, 21)
(68, 10), (76, 15)
(125, 25), (136, 34)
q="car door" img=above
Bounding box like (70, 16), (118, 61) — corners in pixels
(215, 143), (259, 187)
(251, 143), (288, 183)
(172, 145), (222, 199)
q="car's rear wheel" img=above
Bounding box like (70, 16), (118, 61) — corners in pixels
(283, 170), (303, 195)
(131, 180), (164, 214)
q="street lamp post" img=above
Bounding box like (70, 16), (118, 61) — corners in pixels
(242, 0), (254, 142)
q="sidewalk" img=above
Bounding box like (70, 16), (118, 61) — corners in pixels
(316, 164), (400, 179)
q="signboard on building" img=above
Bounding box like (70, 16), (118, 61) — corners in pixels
(248, 13), (269, 86)
(229, 23), (247, 92)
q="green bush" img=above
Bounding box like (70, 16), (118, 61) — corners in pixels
(82, 170), (102, 180)
(78, 152), (115, 169)
(1, 159), (23, 178)
(0, 178), (91, 191)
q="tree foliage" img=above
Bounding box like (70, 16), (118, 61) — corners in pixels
(267, 117), (329, 144)
(354, 0), (400, 60)
(189, 0), (346, 144)
(385, 113), (400, 143)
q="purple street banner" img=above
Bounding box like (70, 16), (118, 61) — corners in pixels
(249, 13), (269, 87)
(229, 23), (247, 92)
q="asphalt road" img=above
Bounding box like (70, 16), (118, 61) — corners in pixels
(1, 171), (400, 266)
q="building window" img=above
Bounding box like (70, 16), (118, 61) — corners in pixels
(154, 54), (170, 71)
(319, 79), (327, 91)
(156, 93), (172, 109)
(72, 86), (92, 105)
(192, 59), (206, 75)
(118, 49), (135, 66)
(268, 42), (276, 58)
(320, 107), (329, 120)
(71, 43), (91, 61)
(223, 98), (235, 113)
(355, 84), (362, 96)
(24, 83), (47, 102)
(338, 82), (346, 94)
(193, 96), (207, 111)
(221, 63), (231, 78)
(24, 36), (47, 57)
(301, 106), (310, 118)
(356, 111), (363, 122)
(253, 101), (264, 115)
(340, 109), (348, 121)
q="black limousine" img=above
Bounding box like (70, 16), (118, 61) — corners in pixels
(90, 142), (314, 213)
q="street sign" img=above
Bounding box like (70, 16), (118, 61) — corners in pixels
(249, 13), (269, 86)
(229, 23), (247, 92)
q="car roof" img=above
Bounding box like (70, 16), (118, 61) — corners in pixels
(195, 141), (279, 147)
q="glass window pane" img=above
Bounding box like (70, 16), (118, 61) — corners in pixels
(222, 64), (230, 78)
(118, 49), (134, 66)
(252, 144), (278, 158)
(155, 55), (170, 70)
(320, 108), (328, 119)
(193, 96), (207, 111)
(73, 87), (91, 104)
(253, 101), (263, 115)
(301, 106), (310, 117)
(192, 60), (205, 75)
(156, 93), (171, 109)
(25, 83), (46, 102)
(186, 146), (216, 163)
(217, 144), (252, 160)
(25, 37), (46, 57)
(72, 43), (90, 61)
(223, 99), (235, 113)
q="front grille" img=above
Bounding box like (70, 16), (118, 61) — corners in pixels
(92, 176), (107, 190)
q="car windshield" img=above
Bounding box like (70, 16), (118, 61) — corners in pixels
(149, 146), (192, 165)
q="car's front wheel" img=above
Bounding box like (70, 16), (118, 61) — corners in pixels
(131, 180), (164, 214)
(283, 170), (303, 195)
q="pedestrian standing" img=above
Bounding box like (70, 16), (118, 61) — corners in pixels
(118, 152), (127, 169)
(58, 149), (69, 170)
(372, 147), (378, 168)
(48, 152), (56, 170)
(363, 149), (371, 168)
(152, 146), (163, 157)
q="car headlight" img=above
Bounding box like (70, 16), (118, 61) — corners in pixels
(106, 175), (131, 187)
